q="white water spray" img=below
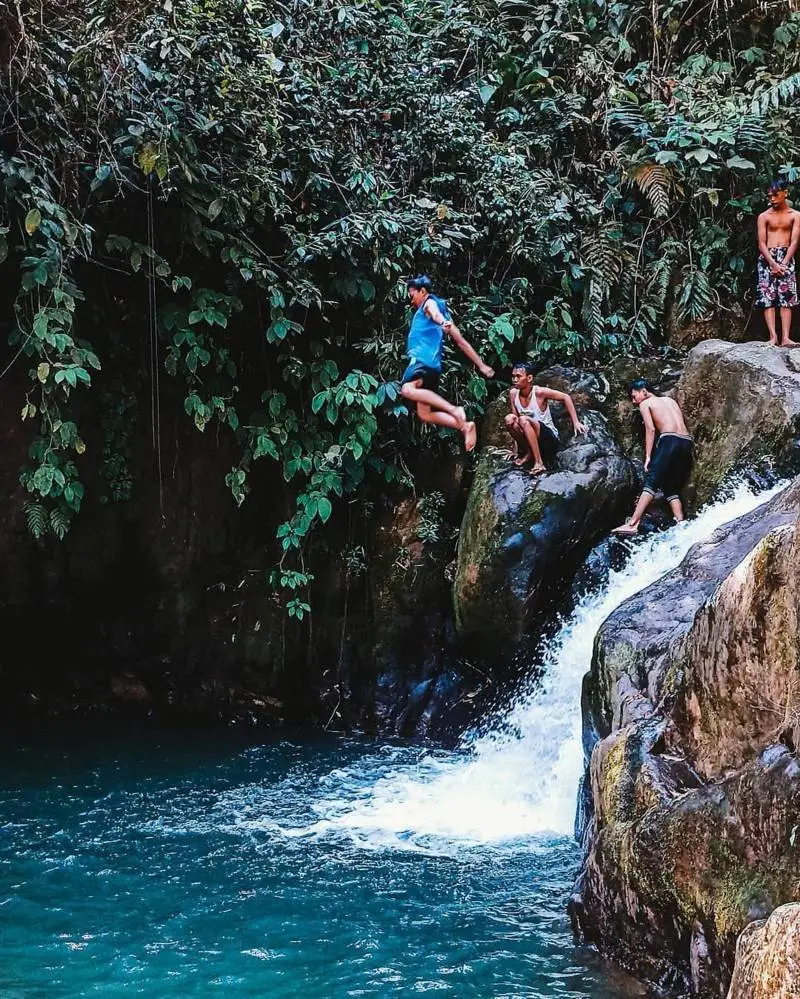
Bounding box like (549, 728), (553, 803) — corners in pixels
(302, 480), (784, 850)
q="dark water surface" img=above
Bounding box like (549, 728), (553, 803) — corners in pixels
(0, 730), (643, 999)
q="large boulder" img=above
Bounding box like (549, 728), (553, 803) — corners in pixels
(572, 478), (800, 997)
(727, 903), (800, 999)
(675, 340), (800, 508)
(453, 373), (638, 659)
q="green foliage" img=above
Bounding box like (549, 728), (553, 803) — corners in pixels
(2, 0), (800, 612)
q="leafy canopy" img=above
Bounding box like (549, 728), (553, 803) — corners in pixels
(1, 0), (799, 609)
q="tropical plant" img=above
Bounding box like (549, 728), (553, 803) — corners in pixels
(1, 0), (798, 610)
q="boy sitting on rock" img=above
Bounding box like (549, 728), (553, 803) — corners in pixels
(504, 361), (587, 475)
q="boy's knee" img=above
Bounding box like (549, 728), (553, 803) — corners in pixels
(400, 382), (414, 399)
(504, 414), (518, 428)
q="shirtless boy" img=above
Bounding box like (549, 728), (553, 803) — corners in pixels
(504, 361), (587, 475)
(612, 379), (693, 535)
(400, 276), (494, 452)
(756, 178), (800, 346)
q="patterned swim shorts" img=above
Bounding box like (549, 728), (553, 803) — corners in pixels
(756, 246), (799, 309)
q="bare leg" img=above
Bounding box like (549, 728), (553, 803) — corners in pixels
(402, 380), (476, 450)
(764, 308), (778, 345)
(668, 497), (685, 522)
(415, 403), (461, 430)
(518, 418), (546, 474)
(612, 490), (655, 534)
(504, 415), (529, 463)
(401, 381), (465, 424)
(779, 307), (799, 346)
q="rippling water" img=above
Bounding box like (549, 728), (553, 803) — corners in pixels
(0, 481), (781, 998)
(1, 734), (639, 999)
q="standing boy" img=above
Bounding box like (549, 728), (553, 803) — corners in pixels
(756, 178), (800, 347)
(400, 276), (494, 451)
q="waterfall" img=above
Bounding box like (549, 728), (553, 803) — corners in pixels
(290, 480), (785, 853)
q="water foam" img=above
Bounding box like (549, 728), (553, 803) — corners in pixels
(300, 480), (785, 850)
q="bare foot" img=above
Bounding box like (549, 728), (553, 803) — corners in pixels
(514, 453), (532, 467)
(464, 421), (477, 452)
(611, 521), (639, 536)
(530, 463), (546, 476)
(780, 339), (800, 348)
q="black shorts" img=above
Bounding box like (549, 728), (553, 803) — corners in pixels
(643, 433), (694, 502)
(401, 361), (440, 391)
(537, 423), (559, 465)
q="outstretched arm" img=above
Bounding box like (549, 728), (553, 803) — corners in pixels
(641, 401), (656, 470)
(537, 387), (587, 435)
(425, 299), (494, 378)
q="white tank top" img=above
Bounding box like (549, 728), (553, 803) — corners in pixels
(513, 388), (559, 437)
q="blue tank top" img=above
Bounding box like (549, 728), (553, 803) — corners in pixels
(406, 294), (450, 371)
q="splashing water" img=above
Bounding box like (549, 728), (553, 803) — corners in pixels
(296, 480), (786, 852)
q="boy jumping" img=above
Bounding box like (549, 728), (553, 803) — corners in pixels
(400, 276), (494, 451)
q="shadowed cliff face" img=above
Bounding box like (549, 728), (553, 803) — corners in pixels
(0, 362), (645, 740)
(572, 479), (800, 998)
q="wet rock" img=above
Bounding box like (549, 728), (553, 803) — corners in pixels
(453, 375), (638, 660)
(675, 339), (800, 508)
(585, 478), (800, 742)
(727, 903), (800, 999)
(575, 477), (800, 996)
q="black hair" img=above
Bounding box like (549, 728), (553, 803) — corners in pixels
(511, 360), (535, 375)
(406, 275), (433, 292)
(768, 178), (789, 193)
(628, 377), (651, 394)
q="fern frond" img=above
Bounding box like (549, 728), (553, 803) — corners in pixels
(49, 506), (70, 540)
(606, 104), (651, 137)
(676, 267), (715, 322)
(734, 115), (770, 154)
(25, 503), (48, 539)
(750, 73), (800, 118)
(581, 280), (605, 346)
(581, 229), (623, 285)
(521, 168), (556, 201)
(632, 164), (671, 219)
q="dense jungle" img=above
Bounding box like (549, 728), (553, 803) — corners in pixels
(2, 0), (799, 595)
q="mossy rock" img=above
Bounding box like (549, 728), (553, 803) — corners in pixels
(453, 385), (637, 659)
(574, 478), (800, 996)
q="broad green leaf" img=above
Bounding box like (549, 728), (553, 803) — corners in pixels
(25, 210), (42, 235)
(726, 155), (756, 171)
